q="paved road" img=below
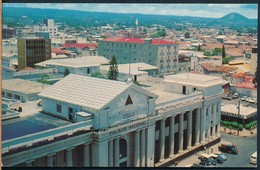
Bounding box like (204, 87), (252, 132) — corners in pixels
(219, 133), (257, 168)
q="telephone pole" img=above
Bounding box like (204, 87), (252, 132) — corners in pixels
(237, 98), (241, 135)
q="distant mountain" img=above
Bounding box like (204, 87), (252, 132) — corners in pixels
(2, 7), (257, 28)
(214, 12), (257, 27)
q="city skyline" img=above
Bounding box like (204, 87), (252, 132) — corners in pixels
(3, 3), (258, 19)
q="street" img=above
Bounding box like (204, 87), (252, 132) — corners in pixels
(218, 133), (257, 168)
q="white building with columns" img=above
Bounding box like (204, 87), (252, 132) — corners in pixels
(2, 73), (223, 167)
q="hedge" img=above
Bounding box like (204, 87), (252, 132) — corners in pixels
(221, 121), (243, 131)
(245, 121), (257, 130)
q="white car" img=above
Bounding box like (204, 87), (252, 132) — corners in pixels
(240, 96), (247, 101)
(249, 151), (257, 164)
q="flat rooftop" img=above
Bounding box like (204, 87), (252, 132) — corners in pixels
(100, 62), (158, 75)
(142, 80), (203, 108)
(35, 56), (109, 68)
(164, 73), (223, 87)
(2, 79), (50, 94)
(2, 113), (71, 141)
(221, 104), (257, 117)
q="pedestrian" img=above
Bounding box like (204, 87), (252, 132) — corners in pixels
(211, 147), (213, 153)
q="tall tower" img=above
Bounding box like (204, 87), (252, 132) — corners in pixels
(135, 18), (139, 32)
(18, 38), (51, 70)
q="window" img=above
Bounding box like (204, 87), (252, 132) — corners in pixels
(14, 95), (20, 100)
(7, 93), (12, 98)
(57, 104), (62, 113)
(193, 88), (197, 92)
(2, 92), (5, 97)
(125, 95), (133, 105)
(179, 68), (181, 71)
(87, 68), (90, 74)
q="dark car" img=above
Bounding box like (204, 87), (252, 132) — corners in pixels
(210, 154), (224, 164)
(199, 154), (217, 165)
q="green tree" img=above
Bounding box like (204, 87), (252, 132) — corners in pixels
(218, 31), (223, 35)
(107, 55), (119, 80)
(198, 44), (201, 51)
(158, 29), (166, 37)
(64, 68), (70, 77)
(213, 48), (222, 56)
(222, 56), (235, 64)
(37, 74), (51, 84)
(143, 28), (147, 34)
(184, 32), (190, 39)
(222, 45), (226, 59)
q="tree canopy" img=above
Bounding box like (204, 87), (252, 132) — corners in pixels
(184, 32), (190, 39)
(107, 55), (119, 80)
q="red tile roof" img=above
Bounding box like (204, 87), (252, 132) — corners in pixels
(52, 48), (72, 55)
(201, 63), (237, 73)
(62, 43), (98, 49)
(230, 73), (245, 78)
(101, 37), (176, 45)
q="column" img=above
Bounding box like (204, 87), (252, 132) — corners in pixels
(146, 124), (155, 167)
(47, 154), (54, 167)
(134, 130), (140, 166)
(140, 129), (146, 167)
(212, 103), (216, 137)
(159, 119), (166, 162)
(207, 104), (212, 139)
(200, 107), (206, 143)
(187, 110), (192, 149)
(66, 147), (74, 167)
(217, 102), (221, 136)
(114, 138), (119, 167)
(108, 140), (114, 167)
(169, 116), (175, 157)
(178, 113), (184, 153)
(83, 143), (90, 167)
(195, 108), (200, 145)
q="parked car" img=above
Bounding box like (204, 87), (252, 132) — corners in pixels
(192, 161), (216, 167)
(240, 96), (247, 101)
(245, 97), (253, 102)
(213, 151), (227, 161)
(198, 153), (217, 165)
(210, 153), (224, 164)
(218, 141), (238, 154)
(249, 151), (257, 165)
(222, 95), (232, 100)
(231, 93), (239, 99)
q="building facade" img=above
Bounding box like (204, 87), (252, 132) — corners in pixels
(2, 73), (222, 167)
(18, 38), (51, 70)
(98, 37), (180, 73)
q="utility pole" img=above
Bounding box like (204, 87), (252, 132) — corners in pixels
(237, 98), (241, 136)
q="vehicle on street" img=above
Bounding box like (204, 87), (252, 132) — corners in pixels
(232, 93), (239, 99)
(218, 141), (238, 154)
(249, 151), (257, 164)
(213, 151), (227, 161)
(198, 153), (217, 165)
(192, 161), (216, 167)
(210, 153), (224, 164)
(222, 95), (232, 100)
(240, 96), (247, 101)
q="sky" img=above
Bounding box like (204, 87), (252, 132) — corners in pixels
(3, 3), (258, 19)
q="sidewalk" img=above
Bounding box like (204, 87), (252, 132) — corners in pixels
(220, 126), (257, 137)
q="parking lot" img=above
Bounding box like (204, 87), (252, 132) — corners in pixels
(222, 96), (257, 109)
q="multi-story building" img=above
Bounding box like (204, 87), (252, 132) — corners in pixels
(250, 47), (257, 75)
(2, 73), (222, 167)
(98, 37), (180, 73)
(18, 38), (51, 70)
